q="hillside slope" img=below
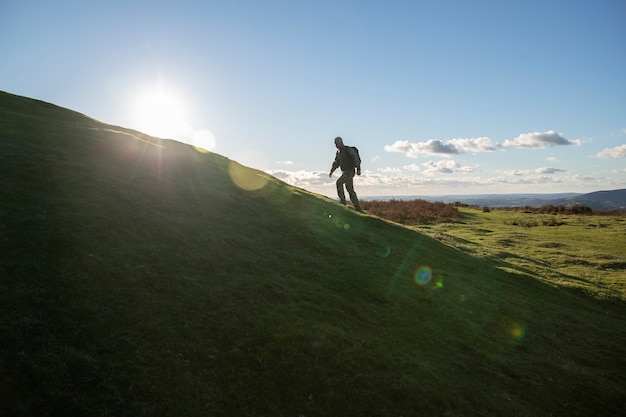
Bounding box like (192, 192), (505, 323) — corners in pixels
(1, 91), (624, 417)
(569, 189), (626, 210)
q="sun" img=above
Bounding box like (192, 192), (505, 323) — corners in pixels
(130, 83), (217, 152)
(133, 87), (191, 139)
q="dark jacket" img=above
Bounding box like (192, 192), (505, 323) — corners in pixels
(331, 146), (361, 173)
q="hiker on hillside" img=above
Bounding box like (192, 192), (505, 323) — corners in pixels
(329, 136), (363, 212)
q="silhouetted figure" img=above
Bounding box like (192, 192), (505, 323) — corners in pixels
(329, 136), (362, 212)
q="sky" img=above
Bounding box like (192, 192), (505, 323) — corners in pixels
(2, 0), (625, 198)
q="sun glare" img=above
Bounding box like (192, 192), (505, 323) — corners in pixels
(131, 83), (217, 152)
(133, 87), (191, 140)
(189, 129), (217, 153)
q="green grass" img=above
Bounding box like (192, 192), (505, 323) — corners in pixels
(1, 90), (625, 416)
(415, 208), (626, 301)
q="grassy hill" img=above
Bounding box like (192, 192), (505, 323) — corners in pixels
(1, 90), (624, 417)
(564, 189), (626, 211)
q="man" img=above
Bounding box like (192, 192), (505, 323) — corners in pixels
(329, 136), (363, 212)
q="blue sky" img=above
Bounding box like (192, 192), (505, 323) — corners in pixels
(2, 0), (625, 197)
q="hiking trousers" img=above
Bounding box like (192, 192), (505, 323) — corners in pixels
(336, 170), (362, 211)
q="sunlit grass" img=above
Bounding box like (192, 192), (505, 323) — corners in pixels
(415, 208), (626, 301)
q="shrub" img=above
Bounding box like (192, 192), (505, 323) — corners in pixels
(361, 199), (461, 225)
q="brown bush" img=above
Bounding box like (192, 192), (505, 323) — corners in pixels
(362, 199), (461, 225)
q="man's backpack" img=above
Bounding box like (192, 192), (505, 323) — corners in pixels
(348, 146), (361, 167)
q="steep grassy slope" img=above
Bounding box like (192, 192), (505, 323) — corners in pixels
(1, 91), (624, 417)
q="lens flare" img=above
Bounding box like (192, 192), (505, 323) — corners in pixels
(228, 161), (269, 192)
(511, 325), (527, 343)
(414, 266), (432, 285)
(376, 243), (391, 258)
(327, 213), (351, 231)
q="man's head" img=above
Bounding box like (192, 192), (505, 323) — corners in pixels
(334, 136), (344, 149)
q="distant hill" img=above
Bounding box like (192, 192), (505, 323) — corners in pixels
(369, 190), (626, 211)
(426, 193), (581, 208)
(552, 189), (626, 211)
(1, 90), (624, 417)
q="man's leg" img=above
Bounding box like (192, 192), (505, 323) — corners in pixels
(336, 173), (348, 204)
(344, 175), (362, 212)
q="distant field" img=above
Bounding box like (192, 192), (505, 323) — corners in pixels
(414, 207), (626, 301)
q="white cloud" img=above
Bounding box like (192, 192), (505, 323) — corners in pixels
(384, 139), (459, 158)
(505, 167), (566, 176)
(378, 166), (402, 173)
(535, 167), (566, 174)
(422, 160), (476, 174)
(402, 164), (421, 172)
(384, 137), (497, 158)
(449, 137), (498, 152)
(457, 165), (478, 173)
(383, 140), (413, 155)
(264, 167), (605, 198)
(595, 144), (626, 158)
(371, 155), (381, 162)
(266, 169), (327, 187)
(547, 156), (559, 162)
(503, 131), (580, 148)
(423, 160), (456, 174)
(276, 160), (294, 165)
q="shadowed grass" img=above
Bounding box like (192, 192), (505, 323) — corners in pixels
(1, 91), (625, 416)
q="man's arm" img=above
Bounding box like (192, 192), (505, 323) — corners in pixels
(329, 152), (340, 177)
